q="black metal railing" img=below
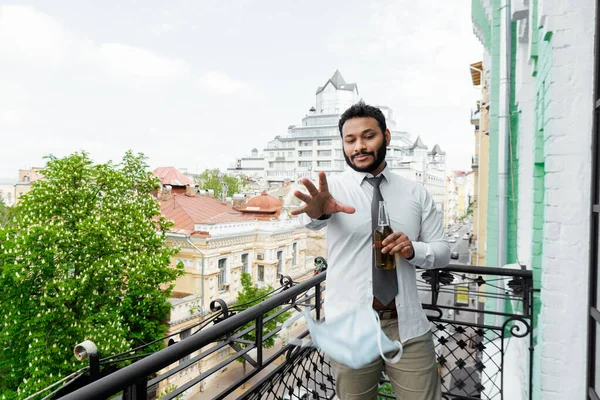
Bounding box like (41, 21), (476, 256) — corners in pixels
(46, 262), (534, 400)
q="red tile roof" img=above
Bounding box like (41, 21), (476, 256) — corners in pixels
(153, 167), (194, 187)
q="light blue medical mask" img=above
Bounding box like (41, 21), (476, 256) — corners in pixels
(297, 304), (403, 369)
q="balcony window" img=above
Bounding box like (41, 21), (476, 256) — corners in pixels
(257, 265), (264, 282)
(241, 253), (249, 275)
(317, 161), (331, 168)
(298, 140), (312, 147)
(292, 243), (297, 266)
(298, 161), (312, 168)
(318, 139), (332, 146)
(298, 150), (313, 157)
(218, 259), (228, 291)
(317, 150), (332, 157)
(277, 251), (283, 276)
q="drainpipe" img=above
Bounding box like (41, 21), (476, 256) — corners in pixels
(496, 0), (511, 323)
(185, 235), (206, 316)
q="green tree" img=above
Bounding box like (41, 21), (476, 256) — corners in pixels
(0, 151), (184, 399)
(233, 272), (290, 386)
(196, 169), (247, 197)
(0, 199), (17, 227)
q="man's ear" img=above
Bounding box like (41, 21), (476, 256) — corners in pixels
(385, 129), (391, 145)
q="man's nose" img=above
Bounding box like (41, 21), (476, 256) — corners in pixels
(354, 139), (366, 152)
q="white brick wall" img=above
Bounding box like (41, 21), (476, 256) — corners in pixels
(537, 1), (595, 399)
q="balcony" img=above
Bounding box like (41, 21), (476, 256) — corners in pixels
(46, 262), (534, 400)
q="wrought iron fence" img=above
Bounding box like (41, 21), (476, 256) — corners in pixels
(47, 261), (533, 400)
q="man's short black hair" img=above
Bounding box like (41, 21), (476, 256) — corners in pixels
(338, 101), (387, 136)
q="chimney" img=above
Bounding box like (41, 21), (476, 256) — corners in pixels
(233, 194), (247, 210)
(162, 185), (172, 201)
(185, 185), (196, 197)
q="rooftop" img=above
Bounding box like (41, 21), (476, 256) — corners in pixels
(315, 69), (358, 95)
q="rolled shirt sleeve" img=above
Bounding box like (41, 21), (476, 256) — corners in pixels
(298, 211), (330, 231)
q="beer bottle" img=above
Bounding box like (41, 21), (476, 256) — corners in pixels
(374, 201), (395, 270)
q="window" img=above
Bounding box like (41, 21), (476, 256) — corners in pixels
(241, 253), (249, 274)
(298, 161), (312, 168)
(288, 152), (293, 157)
(317, 161), (331, 168)
(179, 328), (192, 365)
(292, 243), (297, 266)
(299, 140), (312, 147)
(257, 265), (264, 281)
(277, 251), (283, 276)
(317, 150), (332, 157)
(298, 150), (313, 157)
(318, 139), (332, 146)
(218, 259), (227, 290)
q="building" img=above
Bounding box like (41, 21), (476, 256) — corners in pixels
(444, 170), (474, 228)
(13, 167), (44, 203)
(153, 167), (309, 397)
(0, 178), (16, 206)
(472, 0), (595, 398)
(391, 137), (448, 218)
(227, 148), (265, 184)
(469, 61), (491, 267)
(229, 70), (447, 213)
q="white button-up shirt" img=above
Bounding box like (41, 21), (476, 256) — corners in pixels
(299, 165), (451, 343)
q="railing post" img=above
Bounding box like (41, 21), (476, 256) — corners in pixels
(89, 353), (100, 382)
(255, 315), (263, 367)
(122, 378), (147, 400)
(315, 282), (322, 321)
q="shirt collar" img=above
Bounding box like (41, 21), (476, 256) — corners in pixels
(348, 162), (390, 186)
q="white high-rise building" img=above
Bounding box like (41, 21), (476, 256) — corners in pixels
(228, 70), (447, 214)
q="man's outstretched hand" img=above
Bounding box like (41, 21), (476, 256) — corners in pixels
(290, 171), (356, 219)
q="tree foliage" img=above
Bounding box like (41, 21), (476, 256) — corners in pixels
(196, 169), (247, 197)
(0, 151), (184, 398)
(0, 199), (17, 228)
(234, 273), (290, 361)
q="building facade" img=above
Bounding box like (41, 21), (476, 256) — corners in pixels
(469, 61), (491, 267)
(472, 0), (596, 398)
(13, 167), (44, 203)
(229, 70), (447, 214)
(153, 167), (310, 397)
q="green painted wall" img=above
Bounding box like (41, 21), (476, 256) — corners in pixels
(483, 0), (501, 327)
(531, 17), (553, 400)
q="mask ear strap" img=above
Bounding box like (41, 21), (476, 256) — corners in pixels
(372, 310), (403, 364)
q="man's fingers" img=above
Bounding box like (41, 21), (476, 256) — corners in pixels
(335, 201), (356, 214)
(387, 241), (410, 255)
(290, 205), (307, 216)
(318, 171), (329, 194)
(382, 232), (407, 246)
(293, 190), (312, 204)
(301, 178), (319, 197)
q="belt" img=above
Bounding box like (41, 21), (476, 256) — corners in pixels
(373, 297), (397, 320)
(376, 309), (398, 320)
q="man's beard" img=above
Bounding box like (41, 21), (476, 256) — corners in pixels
(343, 140), (387, 173)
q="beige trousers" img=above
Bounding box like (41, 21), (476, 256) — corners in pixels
(330, 319), (441, 400)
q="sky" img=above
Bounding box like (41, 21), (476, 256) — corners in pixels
(0, 1), (483, 180)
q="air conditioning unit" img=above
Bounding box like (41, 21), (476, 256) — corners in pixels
(220, 283), (230, 291)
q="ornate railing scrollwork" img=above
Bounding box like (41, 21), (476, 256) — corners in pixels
(501, 315), (532, 338)
(210, 298), (232, 323)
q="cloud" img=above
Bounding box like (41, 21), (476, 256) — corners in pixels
(84, 43), (190, 80)
(195, 71), (249, 95)
(0, 5), (66, 65)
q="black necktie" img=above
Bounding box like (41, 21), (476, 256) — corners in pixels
(366, 176), (399, 306)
